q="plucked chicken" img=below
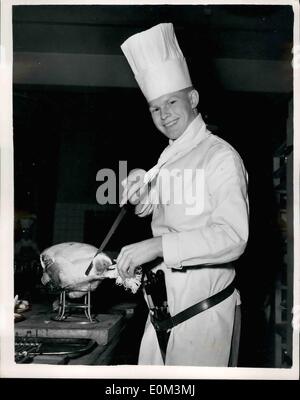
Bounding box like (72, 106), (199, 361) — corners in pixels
(40, 242), (142, 298)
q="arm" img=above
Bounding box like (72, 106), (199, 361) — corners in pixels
(162, 147), (249, 267)
(117, 147), (249, 277)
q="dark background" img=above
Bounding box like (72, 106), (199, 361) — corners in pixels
(13, 4), (294, 368)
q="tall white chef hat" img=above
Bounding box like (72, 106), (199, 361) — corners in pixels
(121, 23), (192, 102)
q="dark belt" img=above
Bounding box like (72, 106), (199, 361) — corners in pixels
(151, 279), (236, 332)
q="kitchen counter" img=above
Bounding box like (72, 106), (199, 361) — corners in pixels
(15, 302), (136, 365)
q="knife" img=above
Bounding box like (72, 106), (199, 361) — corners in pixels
(85, 204), (131, 276)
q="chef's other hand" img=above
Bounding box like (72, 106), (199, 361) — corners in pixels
(116, 237), (162, 280)
(120, 168), (147, 206)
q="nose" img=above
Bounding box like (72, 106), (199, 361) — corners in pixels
(160, 104), (171, 120)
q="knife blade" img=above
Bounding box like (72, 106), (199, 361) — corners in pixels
(85, 205), (129, 276)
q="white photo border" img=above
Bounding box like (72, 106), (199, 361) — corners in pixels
(0, 0), (299, 380)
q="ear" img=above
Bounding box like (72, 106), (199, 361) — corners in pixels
(188, 89), (199, 109)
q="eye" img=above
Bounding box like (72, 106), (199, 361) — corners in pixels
(151, 107), (160, 114)
(169, 99), (177, 105)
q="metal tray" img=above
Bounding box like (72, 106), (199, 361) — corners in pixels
(15, 337), (97, 363)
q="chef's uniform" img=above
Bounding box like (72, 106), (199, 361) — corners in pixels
(137, 114), (248, 365)
(121, 23), (249, 366)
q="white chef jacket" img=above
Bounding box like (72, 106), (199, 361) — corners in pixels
(137, 115), (249, 366)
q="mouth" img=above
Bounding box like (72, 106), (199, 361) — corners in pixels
(164, 119), (178, 128)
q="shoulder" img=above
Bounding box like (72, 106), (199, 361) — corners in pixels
(202, 133), (246, 172)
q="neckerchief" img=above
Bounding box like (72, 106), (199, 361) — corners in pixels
(143, 113), (210, 186)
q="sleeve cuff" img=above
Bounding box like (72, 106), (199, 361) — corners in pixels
(162, 232), (182, 269)
(134, 202), (152, 217)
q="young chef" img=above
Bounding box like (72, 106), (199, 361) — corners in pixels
(116, 23), (249, 366)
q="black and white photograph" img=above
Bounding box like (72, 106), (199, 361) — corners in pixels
(0, 0), (299, 380)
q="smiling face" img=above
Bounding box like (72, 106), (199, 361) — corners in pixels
(148, 88), (199, 140)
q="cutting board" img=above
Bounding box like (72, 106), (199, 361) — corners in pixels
(15, 304), (124, 345)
